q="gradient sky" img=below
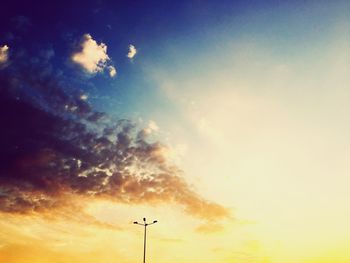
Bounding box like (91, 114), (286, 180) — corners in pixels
(1, 1), (350, 263)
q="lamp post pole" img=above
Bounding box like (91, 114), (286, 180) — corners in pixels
(134, 218), (157, 263)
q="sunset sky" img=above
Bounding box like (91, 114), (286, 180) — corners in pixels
(1, 1), (350, 262)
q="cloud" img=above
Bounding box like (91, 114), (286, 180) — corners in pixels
(0, 52), (231, 222)
(0, 45), (9, 65)
(80, 94), (88, 101)
(108, 65), (117, 77)
(147, 120), (159, 132)
(195, 222), (224, 234)
(127, 44), (137, 59)
(71, 34), (116, 77)
(139, 120), (159, 138)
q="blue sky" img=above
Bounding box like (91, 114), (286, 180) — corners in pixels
(2, 0), (349, 121)
(1, 1), (350, 262)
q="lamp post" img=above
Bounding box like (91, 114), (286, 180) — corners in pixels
(134, 218), (157, 263)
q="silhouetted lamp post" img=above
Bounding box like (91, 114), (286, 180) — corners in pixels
(133, 218), (157, 263)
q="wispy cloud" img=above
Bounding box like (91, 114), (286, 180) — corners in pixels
(71, 34), (116, 77)
(195, 222), (224, 234)
(127, 44), (137, 59)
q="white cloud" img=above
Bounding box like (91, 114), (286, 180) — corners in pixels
(127, 44), (137, 59)
(144, 120), (159, 134)
(71, 34), (116, 77)
(80, 94), (88, 101)
(108, 66), (117, 77)
(0, 45), (9, 64)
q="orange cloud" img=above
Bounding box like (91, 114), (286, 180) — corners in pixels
(0, 66), (231, 224)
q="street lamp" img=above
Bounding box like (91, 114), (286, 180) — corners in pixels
(134, 218), (158, 263)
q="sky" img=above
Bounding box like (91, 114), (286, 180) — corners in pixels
(0, 0), (350, 262)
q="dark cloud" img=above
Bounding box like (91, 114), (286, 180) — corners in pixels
(0, 48), (230, 222)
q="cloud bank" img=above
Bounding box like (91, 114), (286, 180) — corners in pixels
(71, 34), (116, 77)
(0, 51), (230, 222)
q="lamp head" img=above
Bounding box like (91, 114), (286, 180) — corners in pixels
(153, 220), (158, 223)
(133, 221), (138, 224)
(143, 217), (146, 222)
